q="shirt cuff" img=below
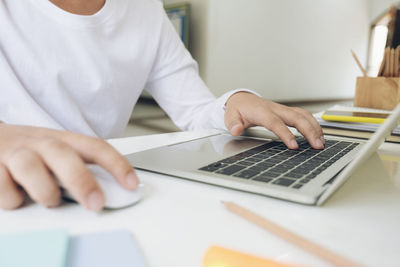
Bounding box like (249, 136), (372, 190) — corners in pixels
(212, 88), (261, 131)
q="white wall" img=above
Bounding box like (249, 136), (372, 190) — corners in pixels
(368, 0), (398, 21)
(165, 0), (371, 102)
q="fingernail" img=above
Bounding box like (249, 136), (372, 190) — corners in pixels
(47, 199), (61, 209)
(125, 172), (138, 189)
(231, 124), (242, 134)
(315, 139), (324, 148)
(289, 139), (298, 149)
(87, 190), (104, 211)
(320, 136), (325, 145)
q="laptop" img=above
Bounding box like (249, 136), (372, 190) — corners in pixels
(126, 103), (400, 205)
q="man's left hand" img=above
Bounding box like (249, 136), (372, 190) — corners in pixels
(224, 92), (325, 150)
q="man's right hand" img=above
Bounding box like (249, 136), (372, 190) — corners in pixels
(0, 124), (138, 211)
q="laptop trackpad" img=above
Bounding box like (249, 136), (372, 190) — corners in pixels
(127, 134), (270, 172)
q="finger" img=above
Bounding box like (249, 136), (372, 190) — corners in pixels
(32, 139), (105, 211)
(6, 148), (61, 208)
(261, 114), (298, 149)
(292, 107), (325, 143)
(274, 108), (324, 149)
(225, 108), (245, 136)
(0, 163), (25, 210)
(55, 133), (138, 190)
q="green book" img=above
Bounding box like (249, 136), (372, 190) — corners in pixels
(0, 229), (69, 267)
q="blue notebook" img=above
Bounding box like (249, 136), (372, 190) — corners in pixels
(0, 229), (69, 267)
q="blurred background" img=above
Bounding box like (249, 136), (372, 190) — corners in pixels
(125, 0), (400, 137)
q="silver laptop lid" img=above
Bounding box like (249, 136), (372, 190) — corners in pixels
(317, 103), (400, 205)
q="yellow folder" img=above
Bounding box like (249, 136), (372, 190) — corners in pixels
(203, 246), (298, 267)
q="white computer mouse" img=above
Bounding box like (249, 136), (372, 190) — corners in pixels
(63, 164), (144, 210)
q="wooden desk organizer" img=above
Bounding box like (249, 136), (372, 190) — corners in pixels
(354, 77), (400, 110)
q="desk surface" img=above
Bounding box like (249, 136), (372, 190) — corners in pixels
(0, 131), (399, 267)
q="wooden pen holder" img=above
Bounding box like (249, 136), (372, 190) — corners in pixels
(354, 77), (400, 110)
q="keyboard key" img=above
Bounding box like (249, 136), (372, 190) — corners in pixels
(305, 173), (317, 179)
(251, 153), (267, 159)
(271, 146), (286, 151)
(313, 169), (323, 175)
(301, 162), (319, 168)
(279, 163), (298, 169)
(246, 145), (269, 154)
(199, 162), (227, 172)
(245, 157), (263, 163)
(292, 183), (303, 189)
(211, 162), (227, 168)
(246, 142), (279, 153)
(321, 163), (332, 169)
(261, 149), (280, 155)
(285, 172), (304, 179)
(300, 178), (311, 184)
(247, 164), (271, 172)
(279, 151), (298, 157)
(199, 166), (220, 172)
(292, 168), (311, 175)
(292, 155), (308, 161)
(265, 158), (282, 164)
(219, 158), (238, 164)
(273, 155), (289, 160)
(307, 148), (323, 154)
(341, 141), (352, 146)
(326, 140), (339, 144)
(261, 171), (281, 178)
(216, 165), (246, 175)
(236, 160), (256, 166)
(252, 176), (274, 183)
(273, 178), (296, 187)
(317, 165), (328, 172)
(235, 152), (253, 158)
(234, 169), (259, 179)
(254, 162), (275, 168)
(268, 169), (288, 175)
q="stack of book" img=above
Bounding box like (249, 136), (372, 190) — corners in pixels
(316, 105), (400, 143)
(0, 229), (146, 267)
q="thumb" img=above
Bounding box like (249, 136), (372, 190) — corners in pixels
(225, 109), (245, 136)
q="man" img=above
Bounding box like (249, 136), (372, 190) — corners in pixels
(0, 0), (324, 211)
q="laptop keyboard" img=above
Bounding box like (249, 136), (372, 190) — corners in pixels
(198, 138), (359, 189)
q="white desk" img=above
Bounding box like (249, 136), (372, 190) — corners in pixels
(0, 131), (399, 267)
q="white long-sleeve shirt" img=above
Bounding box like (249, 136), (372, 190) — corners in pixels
(0, 0), (252, 138)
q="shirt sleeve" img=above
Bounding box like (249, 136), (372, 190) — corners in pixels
(145, 10), (259, 132)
